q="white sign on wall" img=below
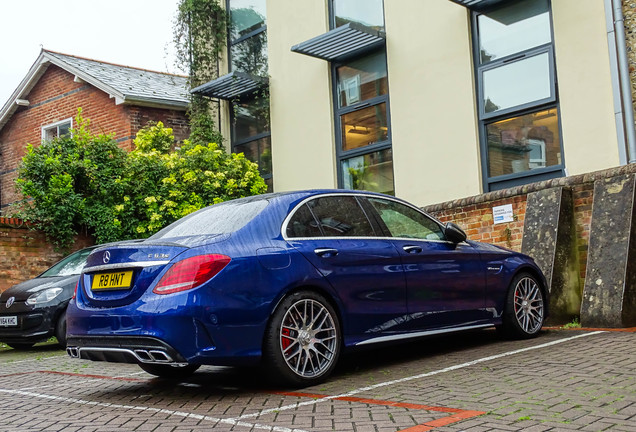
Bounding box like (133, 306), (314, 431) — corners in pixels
(493, 204), (514, 224)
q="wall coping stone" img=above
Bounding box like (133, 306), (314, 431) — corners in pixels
(0, 217), (30, 228)
(423, 163), (636, 212)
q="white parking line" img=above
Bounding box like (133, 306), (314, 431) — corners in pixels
(0, 331), (604, 431)
(0, 387), (309, 432)
(235, 331), (605, 420)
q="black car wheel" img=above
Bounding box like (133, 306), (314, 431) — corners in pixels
(501, 273), (545, 339)
(138, 363), (200, 379)
(264, 290), (341, 387)
(55, 310), (67, 348)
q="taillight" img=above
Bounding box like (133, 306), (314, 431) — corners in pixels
(153, 254), (231, 295)
(72, 279), (79, 300)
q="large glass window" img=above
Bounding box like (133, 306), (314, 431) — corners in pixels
(474, 0), (562, 191)
(332, 1), (393, 195)
(333, 0), (385, 30)
(486, 108), (560, 177)
(228, 0), (272, 191)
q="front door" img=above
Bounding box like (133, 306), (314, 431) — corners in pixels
(365, 197), (487, 330)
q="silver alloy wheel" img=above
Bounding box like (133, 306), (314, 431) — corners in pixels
(513, 276), (544, 334)
(279, 298), (338, 378)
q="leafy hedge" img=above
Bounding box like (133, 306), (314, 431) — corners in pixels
(15, 111), (267, 249)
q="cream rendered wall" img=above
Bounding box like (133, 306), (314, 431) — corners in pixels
(552, 0), (620, 174)
(384, 1), (482, 207)
(266, 0), (336, 192)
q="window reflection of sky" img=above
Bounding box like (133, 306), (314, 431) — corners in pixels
(483, 53), (551, 113)
(334, 0), (384, 29)
(478, 0), (550, 63)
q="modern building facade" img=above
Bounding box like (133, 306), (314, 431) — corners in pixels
(199, 0), (635, 206)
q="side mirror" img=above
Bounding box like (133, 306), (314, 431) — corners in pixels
(444, 222), (467, 243)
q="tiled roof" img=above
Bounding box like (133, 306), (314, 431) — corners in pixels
(45, 51), (189, 107)
(0, 49), (190, 132)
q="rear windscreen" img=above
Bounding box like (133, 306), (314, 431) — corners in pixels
(149, 200), (269, 239)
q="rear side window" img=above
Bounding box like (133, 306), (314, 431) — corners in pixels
(286, 204), (323, 238)
(368, 197), (445, 240)
(305, 196), (375, 237)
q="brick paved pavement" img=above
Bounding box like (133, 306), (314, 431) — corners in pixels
(0, 329), (634, 431)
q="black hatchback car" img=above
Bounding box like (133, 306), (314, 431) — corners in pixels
(0, 247), (94, 349)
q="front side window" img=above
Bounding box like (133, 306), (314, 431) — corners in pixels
(42, 119), (72, 141)
(368, 198), (445, 241)
(332, 1), (393, 195)
(474, 0), (562, 191)
(228, 0), (272, 190)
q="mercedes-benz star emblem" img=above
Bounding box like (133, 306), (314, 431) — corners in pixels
(103, 251), (111, 264)
(6, 297), (15, 309)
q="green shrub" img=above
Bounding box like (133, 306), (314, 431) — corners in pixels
(15, 111), (266, 249)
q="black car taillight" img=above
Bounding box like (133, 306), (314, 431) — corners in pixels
(153, 254), (231, 295)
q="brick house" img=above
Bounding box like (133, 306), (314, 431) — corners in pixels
(0, 49), (191, 213)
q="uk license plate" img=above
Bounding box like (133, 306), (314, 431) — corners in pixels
(91, 271), (133, 291)
(0, 316), (17, 327)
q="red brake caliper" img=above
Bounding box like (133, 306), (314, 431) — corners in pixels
(281, 328), (291, 350)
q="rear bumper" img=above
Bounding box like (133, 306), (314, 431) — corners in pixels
(66, 335), (188, 365)
(66, 299), (266, 366)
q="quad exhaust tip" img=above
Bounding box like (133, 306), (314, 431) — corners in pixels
(66, 346), (174, 364)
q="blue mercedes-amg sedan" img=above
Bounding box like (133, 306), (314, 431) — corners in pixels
(66, 190), (547, 386)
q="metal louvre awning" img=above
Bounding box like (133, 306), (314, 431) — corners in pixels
(291, 22), (386, 62)
(448, 0), (509, 11)
(191, 71), (268, 100)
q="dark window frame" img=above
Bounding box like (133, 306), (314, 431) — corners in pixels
(329, 0), (394, 193)
(471, 0), (566, 191)
(226, 0), (272, 190)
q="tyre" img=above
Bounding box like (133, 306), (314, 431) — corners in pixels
(501, 273), (545, 339)
(55, 310), (67, 348)
(7, 343), (34, 350)
(138, 363), (200, 379)
(263, 290), (341, 387)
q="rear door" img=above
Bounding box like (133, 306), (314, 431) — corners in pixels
(284, 195), (407, 339)
(364, 197), (488, 330)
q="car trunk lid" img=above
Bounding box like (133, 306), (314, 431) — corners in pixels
(79, 241), (190, 308)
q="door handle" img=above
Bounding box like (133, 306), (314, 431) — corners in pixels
(314, 248), (339, 258)
(402, 245), (422, 254)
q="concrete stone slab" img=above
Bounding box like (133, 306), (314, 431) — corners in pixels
(521, 187), (581, 323)
(581, 174), (636, 327)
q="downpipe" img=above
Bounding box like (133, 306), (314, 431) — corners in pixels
(612, 0), (636, 163)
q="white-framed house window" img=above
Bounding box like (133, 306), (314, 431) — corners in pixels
(42, 118), (72, 141)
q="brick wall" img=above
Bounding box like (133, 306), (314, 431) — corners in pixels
(423, 164), (636, 294)
(0, 64), (189, 210)
(0, 217), (92, 293)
